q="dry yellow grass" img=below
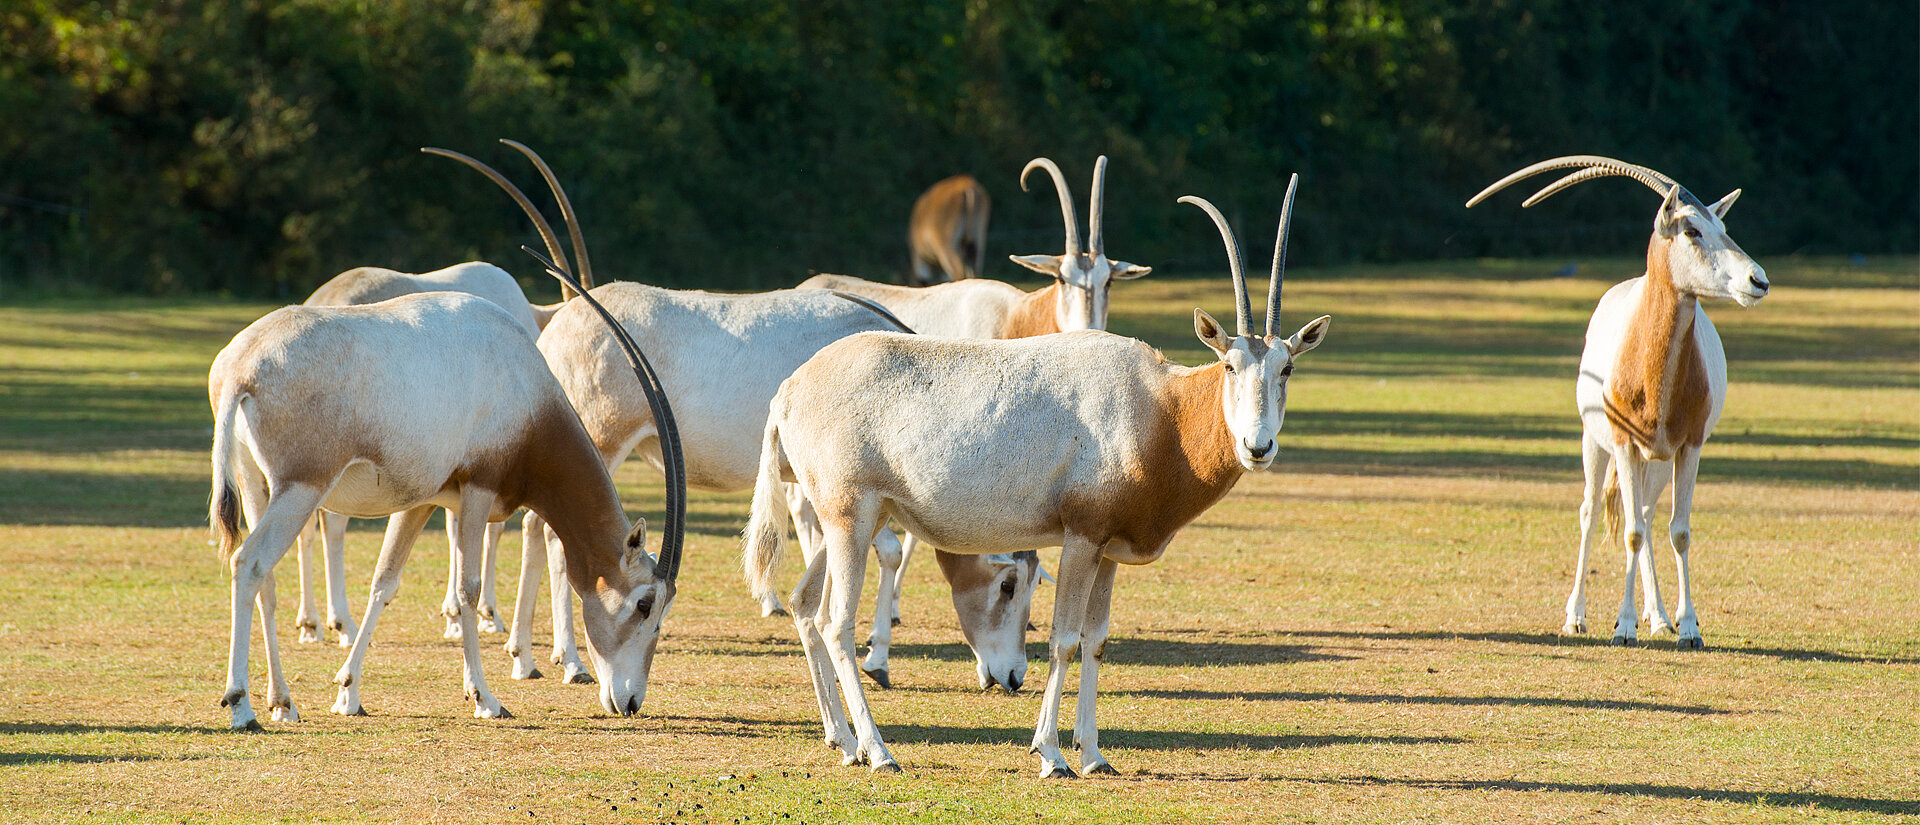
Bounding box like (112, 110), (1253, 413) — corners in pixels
(0, 258), (1914, 823)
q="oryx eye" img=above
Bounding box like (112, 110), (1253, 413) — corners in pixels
(1000, 577), (1017, 598)
(1279, 364), (1294, 377)
(1223, 363), (1236, 375)
(1683, 225), (1701, 239)
(634, 593), (655, 619)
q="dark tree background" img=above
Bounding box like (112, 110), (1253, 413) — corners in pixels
(2, 0), (1913, 297)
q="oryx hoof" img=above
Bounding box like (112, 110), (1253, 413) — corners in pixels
(1083, 761), (1118, 777)
(296, 622), (322, 644)
(1610, 634), (1636, 647)
(474, 704), (513, 720)
(563, 663), (595, 685)
(1678, 635), (1705, 650)
(890, 616), (903, 628)
(1647, 621), (1675, 636)
(479, 615), (507, 634)
(1562, 619), (1585, 635)
(269, 701), (299, 723)
(331, 694), (367, 717)
(1040, 764), (1079, 780)
(232, 717), (263, 732)
(762, 604), (790, 618)
(510, 660), (543, 680)
(862, 667), (892, 690)
(870, 759), (901, 774)
(441, 621), (463, 641)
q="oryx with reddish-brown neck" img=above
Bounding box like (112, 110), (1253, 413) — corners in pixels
(790, 156), (1148, 685)
(907, 174), (991, 285)
(207, 260), (684, 730)
(1468, 154), (1768, 648)
(422, 144), (1038, 691)
(742, 176), (1330, 776)
(802, 156), (1150, 337)
(288, 139), (598, 649)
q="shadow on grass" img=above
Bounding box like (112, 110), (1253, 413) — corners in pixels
(1281, 628), (1920, 665)
(1298, 775), (1920, 816)
(885, 724), (1462, 752)
(1268, 446), (1917, 489)
(0, 722), (214, 736)
(0, 752), (207, 766)
(879, 638), (1356, 667)
(1110, 689), (1736, 715)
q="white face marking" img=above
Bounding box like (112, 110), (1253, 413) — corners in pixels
(1663, 200), (1768, 307)
(1219, 338), (1291, 472)
(1054, 255), (1112, 331)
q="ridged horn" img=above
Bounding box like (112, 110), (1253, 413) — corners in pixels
(1265, 173), (1299, 338)
(1021, 157), (1081, 256)
(422, 146), (577, 301)
(500, 140), (595, 292)
(1465, 154), (1703, 212)
(1088, 155), (1109, 257)
(1178, 195), (1252, 337)
(521, 245), (684, 583)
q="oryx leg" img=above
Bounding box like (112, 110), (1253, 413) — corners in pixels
(541, 520), (592, 683)
(859, 525), (904, 688)
(451, 488), (510, 719)
(222, 480), (325, 731)
(790, 545), (857, 762)
(294, 513), (322, 643)
(1073, 556), (1120, 776)
(1565, 436), (1611, 634)
(1669, 446), (1705, 649)
(332, 505), (434, 716)
(441, 510), (463, 640)
(505, 510), (545, 680)
(889, 531), (915, 628)
(1637, 463), (1676, 635)
(477, 520), (506, 633)
(1032, 533), (1102, 778)
(812, 503), (898, 772)
(319, 511), (356, 646)
(1610, 451), (1654, 646)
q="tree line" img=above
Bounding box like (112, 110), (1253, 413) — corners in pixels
(2, 0), (1913, 297)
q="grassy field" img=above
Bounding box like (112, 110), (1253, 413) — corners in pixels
(0, 257), (1915, 823)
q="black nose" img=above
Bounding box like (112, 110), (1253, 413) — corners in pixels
(1247, 441), (1273, 460)
(1004, 672), (1023, 692)
(623, 695), (639, 716)
(1749, 275), (1768, 292)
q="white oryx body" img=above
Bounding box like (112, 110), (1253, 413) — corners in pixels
(208, 289), (683, 730)
(907, 174), (990, 285)
(1468, 155), (1768, 648)
(743, 181), (1331, 776)
(788, 157), (1150, 685)
(418, 145), (1039, 691)
(292, 260), (549, 648)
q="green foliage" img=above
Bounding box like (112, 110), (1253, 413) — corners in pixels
(1, 0), (1913, 296)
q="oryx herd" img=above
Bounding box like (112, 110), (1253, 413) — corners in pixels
(207, 143), (1767, 777)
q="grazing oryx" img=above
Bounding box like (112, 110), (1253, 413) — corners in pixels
(907, 174), (990, 285)
(424, 145), (1036, 692)
(287, 139), (598, 649)
(791, 156), (1148, 680)
(293, 260), (553, 648)
(743, 176), (1331, 775)
(1467, 155), (1768, 648)
(208, 256), (685, 729)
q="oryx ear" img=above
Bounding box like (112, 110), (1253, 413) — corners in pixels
(623, 518), (650, 569)
(1009, 254), (1065, 279)
(1656, 185), (1684, 238)
(1710, 188), (1741, 219)
(1109, 261), (1152, 280)
(1194, 308), (1232, 356)
(1284, 315), (1332, 356)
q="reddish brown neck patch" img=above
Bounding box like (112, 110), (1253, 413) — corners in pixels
(500, 400), (633, 592)
(1062, 363), (1243, 559)
(1606, 237), (1712, 458)
(999, 283), (1062, 338)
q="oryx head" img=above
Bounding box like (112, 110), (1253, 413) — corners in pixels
(1466, 155), (1768, 306)
(576, 515), (678, 718)
(936, 549), (1040, 693)
(1180, 176), (1332, 473)
(1010, 156), (1151, 330)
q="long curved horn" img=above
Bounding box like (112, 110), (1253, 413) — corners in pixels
(1178, 195), (1251, 337)
(1021, 157), (1081, 256)
(1465, 154), (1702, 211)
(423, 147), (577, 301)
(522, 245), (684, 582)
(500, 139), (595, 292)
(1265, 173), (1299, 338)
(1087, 155), (1109, 257)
